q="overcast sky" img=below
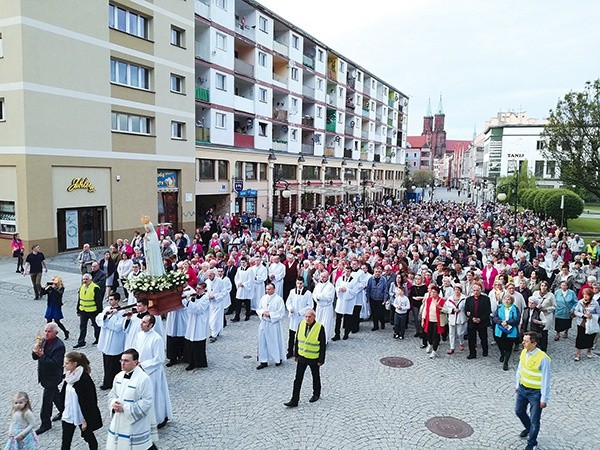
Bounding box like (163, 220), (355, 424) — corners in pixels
(257, 0), (600, 139)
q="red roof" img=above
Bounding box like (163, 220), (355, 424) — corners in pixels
(407, 135), (428, 148)
(445, 139), (471, 152)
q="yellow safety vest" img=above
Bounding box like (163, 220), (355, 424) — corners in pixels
(519, 348), (550, 389)
(79, 282), (99, 312)
(297, 321), (322, 359)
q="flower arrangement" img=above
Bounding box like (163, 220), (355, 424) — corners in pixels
(123, 270), (188, 294)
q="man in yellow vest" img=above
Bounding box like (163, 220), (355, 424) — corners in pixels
(284, 309), (326, 407)
(74, 273), (102, 348)
(515, 331), (551, 450)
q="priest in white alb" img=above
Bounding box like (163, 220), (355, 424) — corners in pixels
(268, 255), (286, 298)
(313, 270), (336, 343)
(286, 277), (313, 358)
(256, 282), (286, 370)
(206, 269), (228, 342)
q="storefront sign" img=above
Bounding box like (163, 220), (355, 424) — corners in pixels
(67, 177), (95, 193)
(65, 210), (79, 249)
(157, 171), (178, 189)
(507, 153), (524, 158)
(238, 189), (257, 198)
(234, 179), (244, 192)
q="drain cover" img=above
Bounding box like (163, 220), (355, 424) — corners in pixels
(243, 355), (252, 359)
(380, 357), (413, 368)
(425, 416), (473, 439)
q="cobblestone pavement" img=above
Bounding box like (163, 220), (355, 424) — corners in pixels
(0, 253), (597, 450)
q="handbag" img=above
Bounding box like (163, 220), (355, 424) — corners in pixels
(585, 315), (600, 334)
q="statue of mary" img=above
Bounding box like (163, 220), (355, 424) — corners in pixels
(141, 215), (166, 277)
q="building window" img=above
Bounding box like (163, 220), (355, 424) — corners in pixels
(110, 59), (150, 90)
(259, 16), (268, 32)
(546, 160), (556, 178)
(337, 112), (342, 124)
(215, 112), (226, 129)
(0, 33), (3, 58)
(372, 79), (376, 89)
(317, 78), (323, 90)
(536, 140), (545, 150)
(259, 163), (267, 180)
(317, 49), (324, 62)
(0, 200), (16, 233)
(215, 0), (227, 11)
(109, 4), (149, 39)
(338, 86), (343, 97)
(171, 26), (184, 47)
(258, 122), (267, 136)
(170, 74), (184, 94)
(215, 73), (226, 91)
(316, 106), (322, 118)
(291, 98), (298, 109)
(171, 121), (185, 139)
(291, 67), (298, 80)
(291, 129), (297, 141)
(0, 98), (4, 121)
(339, 61), (345, 72)
(234, 161), (243, 178)
(198, 159), (215, 180)
(371, 101), (375, 111)
(534, 160), (544, 178)
(218, 160), (228, 180)
(259, 88), (267, 103)
(245, 162), (257, 180)
(111, 112), (151, 134)
(357, 72), (362, 82)
(292, 34), (299, 49)
(216, 32), (227, 51)
(258, 51), (267, 67)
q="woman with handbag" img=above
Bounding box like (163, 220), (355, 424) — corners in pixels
(492, 295), (521, 371)
(40, 276), (69, 340)
(11, 233), (24, 273)
(573, 288), (600, 361)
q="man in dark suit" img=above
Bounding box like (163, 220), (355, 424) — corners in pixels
(32, 322), (65, 434)
(464, 284), (492, 359)
(224, 257), (238, 315)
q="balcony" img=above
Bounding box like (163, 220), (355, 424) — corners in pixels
(388, 99), (394, 107)
(347, 78), (356, 89)
(272, 140), (288, 152)
(195, 86), (210, 102)
(272, 109), (288, 121)
(234, 21), (255, 41)
(302, 144), (315, 155)
(272, 73), (287, 87)
(361, 130), (369, 139)
(327, 68), (337, 80)
(361, 107), (369, 117)
(234, 133), (254, 148)
(194, 45), (209, 61)
(387, 118), (393, 127)
(302, 85), (315, 98)
(345, 125), (354, 134)
(324, 147), (335, 157)
(343, 149), (353, 159)
(374, 154), (381, 163)
(302, 116), (314, 127)
(273, 40), (289, 57)
(234, 95), (254, 113)
(302, 54), (315, 70)
(195, 0), (209, 17)
(195, 126), (210, 144)
(234, 58), (254, 78)
(345, 99), (356, 110)
(325, 122), (336, 132)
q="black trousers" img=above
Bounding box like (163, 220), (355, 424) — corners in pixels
(426, 322), (441, 351)
(184, 338), (207, 368)
(166, 335), (186, 362)
(40, 385), (64, 428)
(467, 323), (489, 356)
(102, 353), (121, 389)
(234, 299), (251, 319)
(287, 330), (296, 356)
(370, 299), (385, 329)
(61, 420), (98, 450)
(351, 305), (362, 333)
(77, 311), (100, 346)
(497, 336), (516, 361)
(334, 313), (352, 337)
(290, 356), (321, 402)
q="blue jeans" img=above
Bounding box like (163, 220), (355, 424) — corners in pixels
(515, 385), (542, 449)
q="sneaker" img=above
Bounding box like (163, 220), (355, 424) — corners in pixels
(73, 343), (85, 349)
(447, 349), (454, 355)
(425, 344), (432, 353)
(429, 350), (436, 359)
(393, 334), (399, 339)
(459, 344), (465, 351)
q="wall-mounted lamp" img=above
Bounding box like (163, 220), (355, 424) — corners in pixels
(115, 175), (121, 182)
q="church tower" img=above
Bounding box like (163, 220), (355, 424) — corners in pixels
(422, 97), (433, 135)
(432, 94), (446, 158)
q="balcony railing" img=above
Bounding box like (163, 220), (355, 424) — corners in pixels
(347, 78), (356, 89)
(302, 85), (315, 98)
(234, 58), (254, 77)
(302, 116), (314, 127)
(327, 68), (337, 79)
(195, 126), (210, 143)
(387, 118), (393, 127)
(374, 154), (381, 163)
(361, 109), (369, 118)
(195, 0), (209, 17)
(345, 125), (354, 134)
(272, 73), (287, 87)
(325, 122), (336, 132)
(234, 133), (254, 148)
(273, 40), (289, 56)
(324, 147), (335, 157)
(272, 109), (288, 121)
(272, 140), (288, 152)
(361, 130), (369, 139)
(343, 149), (353, 159)
(234, 21), (255, 41)
(195, 86), (210, 102)
(302, 54), (315, 69)
(302, 144), (315, 155)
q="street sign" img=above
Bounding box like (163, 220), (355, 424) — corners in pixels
(234, 179), (243, 192)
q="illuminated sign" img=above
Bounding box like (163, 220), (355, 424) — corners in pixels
(67, 177), (95, 193)
(507, 153), (524, 158)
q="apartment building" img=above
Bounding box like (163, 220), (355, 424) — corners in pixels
(0, 0), (408, 256)
(0, 1), (196, 255)
(192, 0), (409, 220)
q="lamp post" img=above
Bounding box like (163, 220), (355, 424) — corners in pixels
(513, 166), (519, 220)
(267, 149), (291, 235)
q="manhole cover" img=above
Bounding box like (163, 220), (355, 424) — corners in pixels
(243, 355), (252, 359)
(425, 416), (473, 439)
(380, 357), (413, 368)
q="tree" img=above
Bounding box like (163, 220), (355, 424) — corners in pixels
(411, 169), (435, 187)
(542, 79), (600, 198)
(495, 161), (537, 207)
(544, 189), (584, 225)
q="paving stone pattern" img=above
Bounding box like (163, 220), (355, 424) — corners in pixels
(0, 253), (597, 449)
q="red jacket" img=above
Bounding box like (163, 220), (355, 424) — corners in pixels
(421, 295), (446, 334)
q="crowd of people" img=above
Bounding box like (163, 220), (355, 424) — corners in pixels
(10, 197), (600, 449)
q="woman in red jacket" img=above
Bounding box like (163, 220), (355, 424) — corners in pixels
(421, 284), (446, 359)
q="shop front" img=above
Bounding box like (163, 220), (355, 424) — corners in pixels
(157, 170), (180, 232)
